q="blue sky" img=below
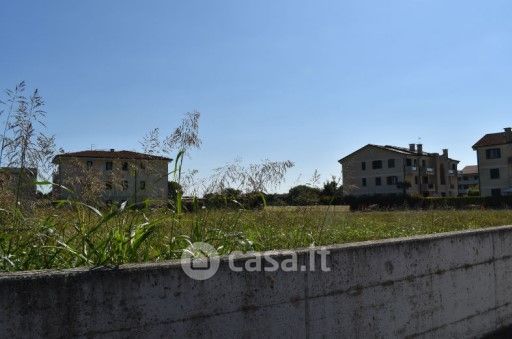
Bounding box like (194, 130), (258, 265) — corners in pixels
(1, 0), (512, 192)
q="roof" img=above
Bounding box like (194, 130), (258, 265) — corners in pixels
(339, 144), (459, 163)
(472, 131), (512, 149)
(459, 165), (478, 175)
(52, 150), (171, 163)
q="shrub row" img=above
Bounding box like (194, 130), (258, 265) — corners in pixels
(341, 195), (512, 211)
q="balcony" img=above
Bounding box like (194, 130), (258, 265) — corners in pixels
(425, 167), (435, 175)
(405, 166), (417, 173)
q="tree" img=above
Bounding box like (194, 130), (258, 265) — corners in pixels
(168, 181), (183, 201)
(140, 111), (202, 212)
(0, 82), (56, 205)
(322, 179), (338, 196)
(288, 185), (321, 206)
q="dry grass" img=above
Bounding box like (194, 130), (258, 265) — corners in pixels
(2, 204), (512, 272)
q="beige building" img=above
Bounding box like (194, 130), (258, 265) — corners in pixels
(457, 165), (479, 196)
(52, 149), (171, 203)
(473, 127), (512, 197)
(339, 144), (459, 197)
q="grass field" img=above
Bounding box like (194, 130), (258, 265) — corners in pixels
(2, 204), (512, 272)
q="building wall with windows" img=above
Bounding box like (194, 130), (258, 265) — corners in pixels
(473, 128), (512, 197)
(341, 146), (405, 196)
(475, 145), (512, 197)
(340, 144), (459, 197)
(52, 150), (170, 203)
(457, 166), (479, 196)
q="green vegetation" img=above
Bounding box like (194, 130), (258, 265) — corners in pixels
(2, 202), (512, 272)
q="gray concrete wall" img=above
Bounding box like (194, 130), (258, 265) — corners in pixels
(2, 226), (512, 337)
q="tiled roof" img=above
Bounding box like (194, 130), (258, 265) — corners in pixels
(53, 150), (171, 163)
(460, 165), (478, 175)
(339, 144), (459, 163)
(472, 132), (512, 149)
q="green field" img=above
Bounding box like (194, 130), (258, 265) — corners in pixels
(1, 204), (512, 272)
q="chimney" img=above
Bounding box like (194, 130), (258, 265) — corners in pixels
(417, 144), (423, 154)
(110, 148), (115, 152)
(442, 149), (448, 157)
(409, 143), (416, 152)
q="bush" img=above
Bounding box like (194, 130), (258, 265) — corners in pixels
(340, 194), (512, 211)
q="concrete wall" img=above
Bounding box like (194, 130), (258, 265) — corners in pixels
(2, 226), (512, 337)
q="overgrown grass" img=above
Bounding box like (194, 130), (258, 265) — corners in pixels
(2, 202), (512, 272)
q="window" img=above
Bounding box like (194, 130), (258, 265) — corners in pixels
(491, 188), (502, 197)
(474, 176), (478, 180)
(451, 164), (457, 171)
(388, 159), (395, 168)
(440, 164), (446, 185)
(462, 176), (468, 181)
(86, 160), (93, 169)
(105, 161), (113, 171)
(140, 181), (146, 190)
(375, 177), (382, 186)
(361, 162), (366, 170)
(105, 182), (112, 190)
(122, 180), (129, 191)
(140, 162), (146, 170)
(490, 168), (500, 179)
(414, 176), (418, 185)
(421, 160), (426, 167)
(122, 162), (128, 171)
(386, 176), (397, 185)
(406, 158), (412, 166)
(372, 160), (382, 169)
(422, 176), (428, 184)
(361, 178), (367, 187)
(486, 148), (501, 159)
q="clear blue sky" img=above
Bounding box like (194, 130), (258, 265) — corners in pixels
(2, 0), (512, 192)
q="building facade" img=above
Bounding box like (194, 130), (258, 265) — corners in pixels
(52, 150), (170, 203)
(457, 165), (479, 196)
(473, 127), (512, 197)
(339, 144), (459, 197)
